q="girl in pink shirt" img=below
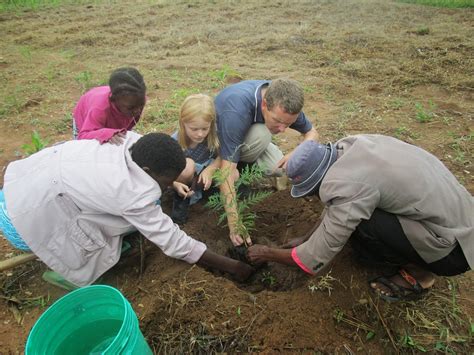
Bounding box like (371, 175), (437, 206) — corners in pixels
(73, 67), (146, 145)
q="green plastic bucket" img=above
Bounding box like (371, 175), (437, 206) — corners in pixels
(25, 285), (152, 355)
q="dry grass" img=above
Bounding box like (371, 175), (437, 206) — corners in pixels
(142, 267), (258, 353)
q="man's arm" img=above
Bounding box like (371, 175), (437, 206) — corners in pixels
(197, 249), (254, 282)
(302, 126), (319, 141)
(247, 245), (295, 266)
(277, 127), (319, 169)
(219, 159), (250, 246)
(123, 200), (254, 281)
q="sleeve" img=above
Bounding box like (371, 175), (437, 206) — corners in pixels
(77, 107), (124, 143)
(293, 180), (380, 274)
(217, 110), (251, 162)
(122, 201), (207, 263)
(289, 111), (313, 134)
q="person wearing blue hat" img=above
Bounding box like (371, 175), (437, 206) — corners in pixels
(248, 134), (472, 302)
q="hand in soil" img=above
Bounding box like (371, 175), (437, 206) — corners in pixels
(247, 244), (271, 264)
(228, 245), (250, 263)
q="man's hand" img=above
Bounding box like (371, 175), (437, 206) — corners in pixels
(276, 152), (292, 170)
(230, 232), (252, 247)
(173, 181), (194, 198)
(108, 132), (126, 145)
(233, 261), (255, 282)
(247, 244), (271, 264)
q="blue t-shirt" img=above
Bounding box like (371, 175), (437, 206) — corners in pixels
(171, 131), (216, 164)
(214, 80), (313, 162)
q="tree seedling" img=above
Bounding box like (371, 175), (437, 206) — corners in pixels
(206, 164), (272, 249)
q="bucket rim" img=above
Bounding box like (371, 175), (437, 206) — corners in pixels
(25, 285), (134, 354)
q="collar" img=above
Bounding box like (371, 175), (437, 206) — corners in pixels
(254, 81), (270, 122)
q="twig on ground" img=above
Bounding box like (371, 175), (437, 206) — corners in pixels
(369, 296), (399, 354)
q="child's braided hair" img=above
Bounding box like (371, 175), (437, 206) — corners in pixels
(109, 67), (146, 99)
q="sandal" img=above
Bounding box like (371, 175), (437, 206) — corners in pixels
(369, 268), (428, 302)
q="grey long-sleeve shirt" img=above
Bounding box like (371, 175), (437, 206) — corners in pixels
(293, 135), (473, 274)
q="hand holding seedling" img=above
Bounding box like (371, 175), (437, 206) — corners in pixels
(108, 131), (126, 145)
(206, 163), (271, 247)
(230, 232), (252, 247)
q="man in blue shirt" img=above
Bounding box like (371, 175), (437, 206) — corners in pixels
(215, 79), (319, 246)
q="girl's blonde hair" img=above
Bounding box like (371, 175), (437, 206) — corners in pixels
(178, 94), (219, 152)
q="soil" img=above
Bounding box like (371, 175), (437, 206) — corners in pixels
(0, 0), (473, 354)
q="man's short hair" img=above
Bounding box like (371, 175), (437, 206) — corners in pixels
(265, 78), (304, 114)
(131, 133), (185, 178)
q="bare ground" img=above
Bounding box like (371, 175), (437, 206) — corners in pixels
(0, 0), (473, 353)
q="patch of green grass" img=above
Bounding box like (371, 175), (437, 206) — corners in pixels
(74, 70), (94, 92)
(209, 65), (242, 88)
(392, 278), (473, 353)
(52, 113), (73, 134)
(447, 131), (472, 167)
(21, 130), (48, 156)
(415, 27), (430, 35)
(19, 46), (32, 60)
(172, 87), (200, 101)
(414, 101), (436, 123)
(393, 126), (420, 140)
(44, 64), (61, 82)
(400, 333), (427, 352)
(398, 0), (473, 8)
(387, 97), (405, 110)
(261, 272), (276, 287)
(0, 0), (96, 12)
(0, 87), (25, 118)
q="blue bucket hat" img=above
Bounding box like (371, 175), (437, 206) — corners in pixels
(286, 141), (337, 198)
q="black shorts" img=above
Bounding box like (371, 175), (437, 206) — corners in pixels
(350, 209), (469, 276)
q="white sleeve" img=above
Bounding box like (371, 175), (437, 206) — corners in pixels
(122, 202), (206, 263)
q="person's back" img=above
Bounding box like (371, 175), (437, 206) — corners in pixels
(5, 132), (151, 217)
(3, 133), (256, 287)
(326, 134), (472, 232)
(3, 133), (191, 286)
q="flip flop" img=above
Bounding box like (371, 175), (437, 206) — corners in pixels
(42, 271), (79, 291)
(369, 268), (427, 302)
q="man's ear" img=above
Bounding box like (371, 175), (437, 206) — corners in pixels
(261, 97), (267, 111)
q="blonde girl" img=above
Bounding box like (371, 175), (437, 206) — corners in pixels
(170, 94), (221, 224)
